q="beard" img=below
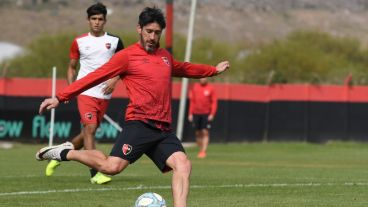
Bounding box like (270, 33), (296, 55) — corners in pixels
(140, 35), (158, 54)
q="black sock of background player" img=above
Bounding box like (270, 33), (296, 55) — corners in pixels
(90, 168), (98, 177)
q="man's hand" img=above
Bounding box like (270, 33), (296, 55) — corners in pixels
(208, 114), (214, 121)
(39, 98), (60, 114)
(215, 61), (230, 75)
(102, 77), (120, 95)
(188, 114), (193, 122)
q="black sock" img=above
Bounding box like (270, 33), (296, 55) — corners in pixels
(90, 168), (98, 177)
(60, 149), (71, 161)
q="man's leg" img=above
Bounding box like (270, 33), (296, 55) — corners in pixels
(66, 150), (129, 175)
(71, 132), (84, 150)
(81, 124), (112, 184)
(200, 129), (209, 153)
(81, 124), (98, 176)
(38, 145), (129, 175)
(82, 124), (97, 150)
(166, 151), (191, 207)
(194, 115), (208, 158)
(196, 129), (208, 158)
(195, 130), (202, 148)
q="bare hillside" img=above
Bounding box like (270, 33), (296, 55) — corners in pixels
(2, 0), (368, 47)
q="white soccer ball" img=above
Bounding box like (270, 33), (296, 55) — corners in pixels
(134, 192), (167, 207)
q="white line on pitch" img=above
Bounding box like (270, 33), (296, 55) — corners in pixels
(2, 174), (139, 178)
(1, 182), (367, 197)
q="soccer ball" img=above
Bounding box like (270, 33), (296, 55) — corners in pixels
(134, 192), (167, 207)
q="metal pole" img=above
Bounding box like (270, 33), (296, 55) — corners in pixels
(49, 66), (56, 146)
(103, 114), (123, 132)
(165, 0), (174, 54)
(176, 0), (197, 140)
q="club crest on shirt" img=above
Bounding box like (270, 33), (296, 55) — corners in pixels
(161, 57), (170, 66)
(84, 112), (93, 120)
(122, 144), (133, 155)
(105, 43), (111, 49)
(142, 58), (149, 64)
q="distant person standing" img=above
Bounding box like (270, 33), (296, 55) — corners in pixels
(45, 2), (124, 184)
(188, 78), (217, 158)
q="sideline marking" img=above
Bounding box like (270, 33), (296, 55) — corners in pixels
(1, 182), (367, 197)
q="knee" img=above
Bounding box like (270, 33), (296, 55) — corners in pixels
(106, 165), (123, 175)
(101, 164), (123, 175)
(171, 154), (192, 177)
(180, 159), (192, 176)
(202, 129), (209, 136)
(83, 124), (98, 134)
(101, 159), (128, 175)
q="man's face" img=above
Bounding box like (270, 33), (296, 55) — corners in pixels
(200, 78), (208, 85)
(88, 14), (106, 35)
(137, 22), (162, 53)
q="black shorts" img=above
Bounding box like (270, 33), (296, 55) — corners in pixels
(109, 121), (185, 172)
(192, 114), (211, 130)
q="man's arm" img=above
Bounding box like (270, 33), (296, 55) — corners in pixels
(102, 76), (121, 95)
(67, 59), (78, 85)
(39, 98), (60, 114)
(57, 52), (129, 103)
(68, 38), (80, 85)
(40, 52), (129, 114)
(188, 87), (194, 122)
(102, 36), (125, 95)
(208, 87), (218, 121)
(172, 60), (230, 78)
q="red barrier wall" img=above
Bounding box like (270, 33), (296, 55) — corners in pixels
(1, 78), (368, 103)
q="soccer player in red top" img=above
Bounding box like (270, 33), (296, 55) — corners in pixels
(45, 2), (124, 185)
(36, 6), (229, 207)
(188, 78), (217, 158)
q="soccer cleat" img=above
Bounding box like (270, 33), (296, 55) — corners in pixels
(36, 142), (74, 161)
(90, 172), (112, 184)
(197, 151), (207, 158)
(45, 160), (61, 176)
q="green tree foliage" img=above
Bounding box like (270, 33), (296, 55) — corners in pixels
(6, 33), (75, 78)
(172, 35), (242, 83)
(242, 31), (368, 84)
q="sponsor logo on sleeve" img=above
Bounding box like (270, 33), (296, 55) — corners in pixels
(142, 58), (149, 64)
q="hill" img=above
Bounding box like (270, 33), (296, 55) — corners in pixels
(2, 0), (368, 47)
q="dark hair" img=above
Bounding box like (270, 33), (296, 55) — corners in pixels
(86, 2), (107, 19)
(138, 7), (166, 29)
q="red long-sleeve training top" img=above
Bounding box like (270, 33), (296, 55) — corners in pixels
(57, 42), (217, 127)
(188, 83), (217, 116)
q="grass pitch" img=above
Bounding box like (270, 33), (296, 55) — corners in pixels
(0, 142), (368, 207)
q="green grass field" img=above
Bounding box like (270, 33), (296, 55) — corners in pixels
(1, 142), (368, 207)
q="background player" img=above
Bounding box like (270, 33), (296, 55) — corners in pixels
(188, 77), (217, 158)
(45, 2), (124, 185)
